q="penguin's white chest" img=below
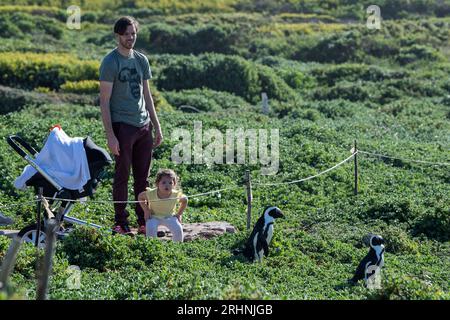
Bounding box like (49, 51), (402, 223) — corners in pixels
(266, 224), (274, 244)
(253, 223), (274, 262)
(379, 254), (385, 268)
(364, 249), (385, 282)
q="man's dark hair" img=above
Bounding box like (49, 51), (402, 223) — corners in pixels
(114, 16), (139, 35)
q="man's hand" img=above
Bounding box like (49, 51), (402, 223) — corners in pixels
(108, 135), (120, 156)
(153, 127), (163, 149)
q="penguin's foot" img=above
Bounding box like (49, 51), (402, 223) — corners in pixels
(232, 248), (243, 255)
(347, 279), (358, 286)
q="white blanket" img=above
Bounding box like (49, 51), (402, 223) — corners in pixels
(14, 127), (91, 191)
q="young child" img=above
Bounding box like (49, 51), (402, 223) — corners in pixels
(138, 169), (187, 242)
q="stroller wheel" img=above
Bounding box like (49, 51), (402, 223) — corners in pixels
(18, 224), (46, 248)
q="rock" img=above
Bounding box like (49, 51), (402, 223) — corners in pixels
(0, 229), (19, 238)
(0, 212), (14, 226)
(155, 221), (237, 242)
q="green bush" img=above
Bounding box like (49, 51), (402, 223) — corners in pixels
(150, 86), (175, 113)
(311, 81), (372, 102)
(379, 225), (419, 254)
(248, 36), (295, 60)
(163, 88), (251, 112)
(139, 23), (237, 55)
(361, 35), (400, 58)
(257, 56), (315, 90)
(369, 273), (448, 300)
(0, 12), (63, 39)
(282, 99), (358, 120)
(0, 84), (100, 114)
(0, 15), (23, 38)
(0, 85), (48, 114)
(0, 52), (98, 90)
(137, 23), (191, 54)
(385, 78), (446, 98)
(61, 227), (142, 271)
(361, 197), (418, 225)
(397, 45), (445, 65)
(294, 31), (363, 63)
(156, 53), (296, 103)
(60, 80), (99, 94)
(82, 12), (99, 23)
(309, 63), (406, 87)
(412, 204), (450, 242)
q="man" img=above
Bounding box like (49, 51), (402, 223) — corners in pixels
(99, 16), (163, 235)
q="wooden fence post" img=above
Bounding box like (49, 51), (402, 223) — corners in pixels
(36, 219), (58, 300)
(245, 170), (253, 230)
(35, 188), (43, 247)
(261, 92), (269, 115)
(0, 236), (22, 295)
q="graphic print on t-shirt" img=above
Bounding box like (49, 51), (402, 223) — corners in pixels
(118, 67), (141, 99)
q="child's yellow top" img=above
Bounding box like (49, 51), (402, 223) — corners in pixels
(145, 188), (185, 219)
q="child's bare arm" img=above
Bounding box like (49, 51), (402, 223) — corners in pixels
(176, 196), (188, 222)
(41, 197), (55, 219)
(138, 191), (152, 221)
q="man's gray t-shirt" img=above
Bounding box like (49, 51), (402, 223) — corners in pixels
(99, 48), (152, 127)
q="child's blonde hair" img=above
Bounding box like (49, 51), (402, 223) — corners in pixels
(154, 169), (180, 189)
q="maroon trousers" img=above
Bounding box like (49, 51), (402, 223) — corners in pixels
(112, 122), (153, 227)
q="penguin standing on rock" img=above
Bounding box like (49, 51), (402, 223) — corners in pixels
(240, 206), (284, 263)
(349, 234), (385, 286)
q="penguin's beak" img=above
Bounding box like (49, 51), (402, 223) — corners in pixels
(277, 209), (285, 218)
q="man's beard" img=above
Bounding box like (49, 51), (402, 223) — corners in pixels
(121, 40), (135, 49)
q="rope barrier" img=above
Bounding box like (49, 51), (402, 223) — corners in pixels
(253, 152), (357, 187)
(359, 150), (450, 166)
(0, 151), (357, 207)
(1, 147), (448, 209)
(40, 185), (243, 204)
(0, 199), (40, 210)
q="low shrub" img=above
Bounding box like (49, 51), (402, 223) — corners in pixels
(162, 88), (251, 112)
(412, 205), (450, 242)
(293, 31), (364, 63)
(0, 85), (98, 114)
(379, 225), (419, 254)
(0, 12), (64, 39)
(256, 56), (316, 90)
(0, 84), (50, 114)
(0, 52), (99, 90)
(311, 81), (373, 102)
(369, 273), (448, 300)
(361, 197), (418, 225)
(156, 53), (296, 103)
(397, 45), (445, 65)
(60, 227), (143, 271)
(309, 63), (406, 87)
(60, 80), (99, 94)
(138, 23), (238, 55)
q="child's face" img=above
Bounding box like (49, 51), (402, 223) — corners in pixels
(157, 175), (176, 193)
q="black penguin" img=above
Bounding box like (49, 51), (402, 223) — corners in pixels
(241, 206), (284, 262)
(349, 234), (385, 286)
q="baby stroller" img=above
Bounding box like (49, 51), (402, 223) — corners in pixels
(7, 126), (112, 247)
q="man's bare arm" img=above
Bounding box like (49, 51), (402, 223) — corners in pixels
(143, 80), (163, 148)
(99, 81), (120, 155)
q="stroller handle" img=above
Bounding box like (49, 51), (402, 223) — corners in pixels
(6, 135), (38, 158)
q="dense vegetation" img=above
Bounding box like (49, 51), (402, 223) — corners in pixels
(0, 1), (449, 300)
